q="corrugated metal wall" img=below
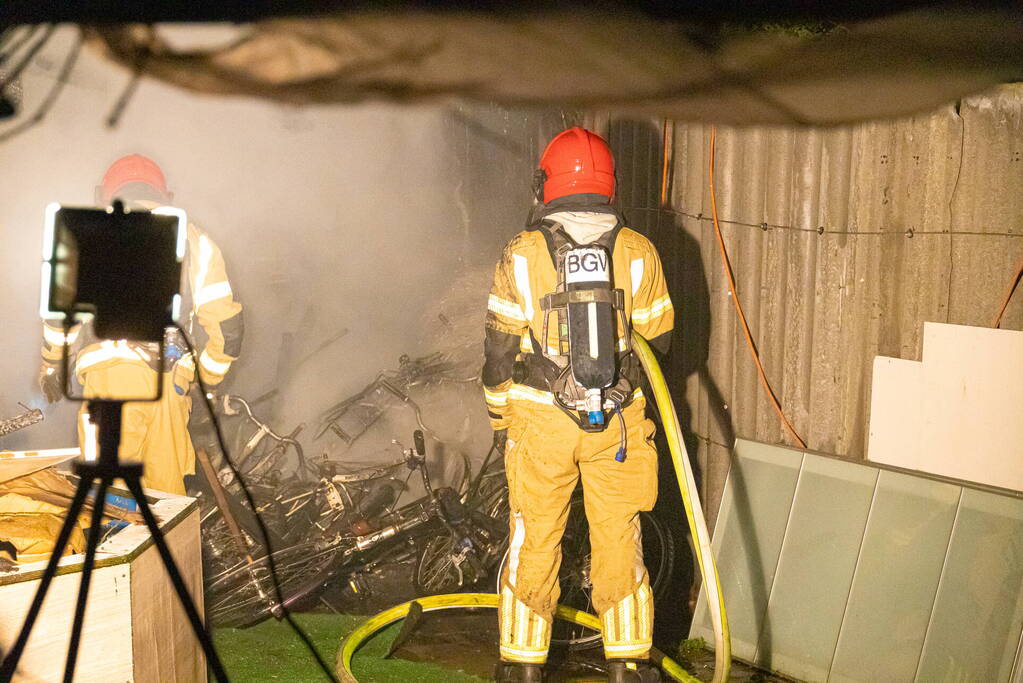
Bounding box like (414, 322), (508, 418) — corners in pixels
(597, 85), (1023, 521)
(450, 87), (1023, 525)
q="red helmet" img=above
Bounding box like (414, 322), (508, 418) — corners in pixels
(538, 127), (615, 203)
(98, 154), (171, 205)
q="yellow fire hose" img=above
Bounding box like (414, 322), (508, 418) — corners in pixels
(336, 332), (729, 682)
(631, 332), (730, 683)
(334, 593), (701, 683)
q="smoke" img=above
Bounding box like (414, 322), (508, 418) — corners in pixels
(0, 26), (529, 470)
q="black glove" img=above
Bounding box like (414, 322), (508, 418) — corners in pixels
(38, 365), (62, 403)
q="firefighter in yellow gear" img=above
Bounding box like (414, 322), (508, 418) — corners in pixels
(38, 154), (243, 496)
(485, 128), (673, 683)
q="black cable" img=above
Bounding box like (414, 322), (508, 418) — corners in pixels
(0, 29), (81, 144)
(613, 401), (628, 463)
(174, 324), (340, 683)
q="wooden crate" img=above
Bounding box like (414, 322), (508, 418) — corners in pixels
(0, 485), (206, 682)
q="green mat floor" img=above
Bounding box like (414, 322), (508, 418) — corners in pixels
(214, 613), (487, 682)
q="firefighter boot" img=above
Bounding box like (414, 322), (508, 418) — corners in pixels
(607, 659), (661, 683)
(494, 661), (544, 683)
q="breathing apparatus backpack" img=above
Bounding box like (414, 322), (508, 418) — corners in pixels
(537, 225), (635, 433)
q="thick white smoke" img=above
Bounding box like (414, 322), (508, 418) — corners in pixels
(0, 27), (534, 475)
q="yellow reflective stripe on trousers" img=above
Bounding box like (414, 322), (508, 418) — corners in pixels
(637, 583), (652, 642)
(499, 646), (547, 663)
(500, 587), (515, 643)
(499, 586), (549, 663)
(601, 586), (653, 659)
(621, 593), (633, 641)
(529, 611), (550, 649)
(199, 349), (231, 375)
(605, 643), (652, 656)
(488, 294), (527, 322)
(631, 294), (673, 324)
(507, 512), (525, 585)
(515, 600), (529, 648)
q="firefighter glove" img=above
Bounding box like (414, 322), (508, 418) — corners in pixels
(38, 365), (62, 403)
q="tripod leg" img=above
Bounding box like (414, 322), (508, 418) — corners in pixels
(0, 476), (93, 681)
(62, 475), (111, 683)
(123, 475), (230, 683)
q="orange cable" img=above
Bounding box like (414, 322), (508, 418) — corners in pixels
(992, 256), (1023, 329)
(660, 119), (671, 206)
(708, 126), (807, 449)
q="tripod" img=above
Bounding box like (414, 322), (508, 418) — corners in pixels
(0, 400), (228, 683)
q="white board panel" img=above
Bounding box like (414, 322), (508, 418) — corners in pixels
(868, 322), (1023, 491)
(868, 357), (925, 472)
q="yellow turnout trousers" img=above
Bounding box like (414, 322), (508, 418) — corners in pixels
(77, 363), (195, 496)
(499, 393), (658, 663)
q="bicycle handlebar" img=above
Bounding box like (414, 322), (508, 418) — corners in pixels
(222, 394), (310, 476)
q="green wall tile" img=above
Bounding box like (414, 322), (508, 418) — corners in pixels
(755, 456), (878, 682)
(916, 488), (1023, 683)
(691, 439), (803, 660)
(691, 441), (1023, 683)
(829, 471), (961, 683)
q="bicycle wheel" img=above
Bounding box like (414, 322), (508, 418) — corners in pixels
(414, 533), (475, 595)
(494, 496), (674, 650)
(204, 535), (347, 628)
(200, 496), (350, 629)
(412, 485), (509, 596)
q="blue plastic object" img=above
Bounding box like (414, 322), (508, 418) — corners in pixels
(612, 401), (627, 462)
(106, 492), (138, 512)
(588, 410), (604, 425)
(165, 342), (184, 362)
(102, 492), (139, 532)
